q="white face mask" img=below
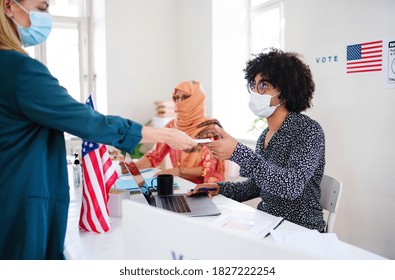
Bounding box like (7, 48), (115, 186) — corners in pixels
(249, 92), (281, 118)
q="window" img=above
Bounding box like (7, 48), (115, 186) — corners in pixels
(212, 0), (283, 144)
(24, 0), (91, 157)
(46, 19), (89, 102)
(28, 0), (91, 103)
(246, 0), (283, 141)
(50, 0), (87, 17)
(250, 0), (283, 53)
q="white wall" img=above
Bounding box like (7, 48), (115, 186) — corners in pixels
(99, 0), (212, 124)
(176, 0), (213, 115)
(94, 0), (395, 259)
(212, 0), (251, 134)
(104, 0), (177, 124)
(284, 0), (395, 259)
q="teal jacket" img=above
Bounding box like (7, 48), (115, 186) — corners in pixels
(0, 50), (142, 259)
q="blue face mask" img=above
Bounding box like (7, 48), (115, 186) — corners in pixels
(11, 0), (52, 47)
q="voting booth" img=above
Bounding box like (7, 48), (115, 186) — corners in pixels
(121, 200), (316, 260)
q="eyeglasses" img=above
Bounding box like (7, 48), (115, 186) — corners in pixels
(247, 79), (272, 94)
(173, 93), (191, 102)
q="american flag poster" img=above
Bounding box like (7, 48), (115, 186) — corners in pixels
(79, 96), (119, 233)
(346, 40), (383, 74)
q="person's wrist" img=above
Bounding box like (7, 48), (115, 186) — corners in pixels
(142, 127), (170, 143)
(178, 167), (184, 177)
(163, 128), (171, 141)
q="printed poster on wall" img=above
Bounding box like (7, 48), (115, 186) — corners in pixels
(386, 40), (395, 88)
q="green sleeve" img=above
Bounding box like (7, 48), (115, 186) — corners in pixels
(15, 56), (142, 153)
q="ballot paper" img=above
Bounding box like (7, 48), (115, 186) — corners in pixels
(212, 214), (284, 239)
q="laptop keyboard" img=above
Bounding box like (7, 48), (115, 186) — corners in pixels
(160, 195), (191, 213)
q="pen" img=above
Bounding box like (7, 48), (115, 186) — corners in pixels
(190, 187), (217, 192)
(273, 218), (285, 230)
(263, 217), (285, 238)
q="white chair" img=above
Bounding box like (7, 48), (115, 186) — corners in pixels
(319, 174), (343, 233)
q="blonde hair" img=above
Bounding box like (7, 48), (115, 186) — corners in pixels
(0, 0), (26, 53)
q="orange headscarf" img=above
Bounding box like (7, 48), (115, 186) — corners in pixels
(170, 80), (225, 183)
(173, 80), (220, 138)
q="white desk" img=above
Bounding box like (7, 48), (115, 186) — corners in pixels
(64, 168), (385, 260)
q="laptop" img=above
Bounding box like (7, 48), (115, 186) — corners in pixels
(123, 153), (221, 217)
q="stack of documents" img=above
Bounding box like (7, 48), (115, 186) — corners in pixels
(154, 100), (176, 117)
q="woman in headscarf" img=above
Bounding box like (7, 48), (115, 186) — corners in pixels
(130, 80), (225, 184)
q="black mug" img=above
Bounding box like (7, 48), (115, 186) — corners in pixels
(151, 174), (174, 196)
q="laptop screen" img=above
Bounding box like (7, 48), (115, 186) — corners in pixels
(123, 153), (156, 206)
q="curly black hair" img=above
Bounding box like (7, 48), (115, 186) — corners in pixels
(243, 48), (315, 113)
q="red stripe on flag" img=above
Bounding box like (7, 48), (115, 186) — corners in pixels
(99, 144), (117, 201)
(80, 175), (99, 233)
(361, 50), (382, 55)
(359, 54), (382, 60)
(87, 152), (110, 232)
(347, 68), (382, 74)
(361, 40), (383, 46)
(79, 144), (118, 233)
(347, 63), (382, 69)
(90, 151), (108, 211)
(80, 156), (109, 233)
(346, 59), (382, 65)
(362, 45), (382, 51)
(106, 172), (118, 190)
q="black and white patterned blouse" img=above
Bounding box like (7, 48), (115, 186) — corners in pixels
(219, 112), (326, 232)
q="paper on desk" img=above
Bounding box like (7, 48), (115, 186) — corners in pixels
(269, 229), (350, 259)
(114, 176), (178, 192)
(212, 214), (284, 239)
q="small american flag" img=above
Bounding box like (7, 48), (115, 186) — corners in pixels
(346, 40), (383, 74)
(79, 95), (118, 233)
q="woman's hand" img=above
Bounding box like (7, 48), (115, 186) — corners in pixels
(165, 128), (197, 150)
(187, 183), (220, 198)
(141, 126), (197, 150)
(206, 125), (238, 160)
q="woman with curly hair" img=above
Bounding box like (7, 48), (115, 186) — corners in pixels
(191, 48), (326, 232)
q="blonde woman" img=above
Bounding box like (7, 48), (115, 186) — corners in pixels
(0, 0), (196, 259)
